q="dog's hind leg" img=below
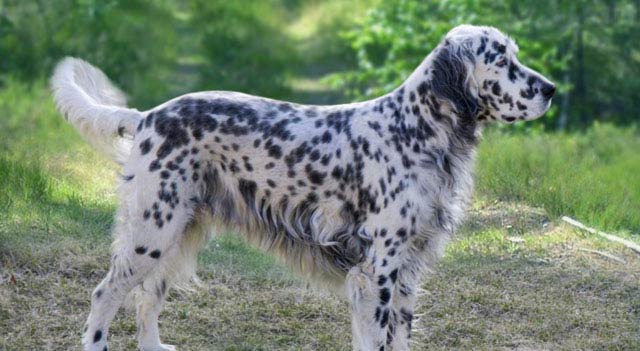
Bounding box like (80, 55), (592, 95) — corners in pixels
(132, 269), (175, 351)
(83, 227), (165, 351)
(134, 217), (211, 351)
(83, 175), (197, 351)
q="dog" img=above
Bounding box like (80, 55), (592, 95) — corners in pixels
(51, 24), (554, 351)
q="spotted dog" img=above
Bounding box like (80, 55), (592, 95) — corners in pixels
(51, 25), (555, 351)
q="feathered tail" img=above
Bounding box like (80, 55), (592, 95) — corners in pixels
(51, 57), (143, 163)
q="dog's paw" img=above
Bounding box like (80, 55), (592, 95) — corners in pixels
(138, 343), (176, 351)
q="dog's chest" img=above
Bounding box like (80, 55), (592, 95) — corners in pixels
(411, 146), (476, 238)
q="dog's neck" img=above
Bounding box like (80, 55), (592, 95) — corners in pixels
(383, 48), (482, 153)
(360, 49), (480, 238)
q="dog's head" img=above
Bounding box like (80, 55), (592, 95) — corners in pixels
(431, 25), (555, 124)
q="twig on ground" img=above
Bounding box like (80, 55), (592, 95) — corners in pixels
(577, 247), (626, 264)
(561, 216), (640, 255)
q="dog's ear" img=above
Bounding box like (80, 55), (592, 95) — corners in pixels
(431, 40), (479, 121)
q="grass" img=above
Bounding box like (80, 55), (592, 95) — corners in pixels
(1, 81), (639, 350)
(477, 125), (640, 233)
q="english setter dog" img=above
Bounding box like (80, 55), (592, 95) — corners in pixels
(51, 25), (554, 351)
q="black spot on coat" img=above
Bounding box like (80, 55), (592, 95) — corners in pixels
(93, 330), (102, 343)
(139, 138), (153, 155)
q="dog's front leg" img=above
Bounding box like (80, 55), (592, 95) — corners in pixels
(347, 240), (406, 351)
(387, 273), (418, 351)
(347, 262), (383, 351)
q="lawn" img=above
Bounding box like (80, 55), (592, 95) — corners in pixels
(1, 81), (639, 350)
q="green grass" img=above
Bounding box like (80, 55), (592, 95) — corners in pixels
(0, 80), (115, 269)
(1, 81), (639, 350)
(477, 124), (640, 234)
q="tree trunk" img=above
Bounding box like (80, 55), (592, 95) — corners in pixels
(557, 70), (571, 130)
(575, 2), (587, 126)
(607, 0), (616, 24)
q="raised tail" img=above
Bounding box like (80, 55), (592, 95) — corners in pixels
(51, 57), (143, 163)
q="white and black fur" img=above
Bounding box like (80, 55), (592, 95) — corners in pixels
(51, 25), (555, 351)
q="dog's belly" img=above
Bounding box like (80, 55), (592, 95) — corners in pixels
(196, 174), (368, 282)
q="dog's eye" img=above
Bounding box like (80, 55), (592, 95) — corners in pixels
(496, 58), (508, 67)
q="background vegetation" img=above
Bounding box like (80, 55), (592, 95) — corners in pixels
(2, 0), (639, 127)
(1, 0), (639, 350)
(327, 0), (640, 129)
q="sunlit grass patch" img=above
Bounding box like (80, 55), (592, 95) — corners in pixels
(477, 124), (640, 233)
(0, 81), (117, 271)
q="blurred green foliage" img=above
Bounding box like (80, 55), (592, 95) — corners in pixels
(0, 0), (180, 107)
(0, 0), (371, 108)
(2, 0), (637, 129)
(189, 1), (296, 99)
(326, 0), (640, 129)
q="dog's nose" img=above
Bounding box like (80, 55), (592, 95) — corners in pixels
(541, 83), (556, 99)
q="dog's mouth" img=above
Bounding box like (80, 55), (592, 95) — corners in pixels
(540, 82), (556, 112)
(544, 97), (553, 111)
(524, 98), (552, 121)
(530, 87), (555, 119)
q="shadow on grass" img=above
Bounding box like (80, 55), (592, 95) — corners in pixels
(0, 156), (114, 271)
(199, 234), (298, 287)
